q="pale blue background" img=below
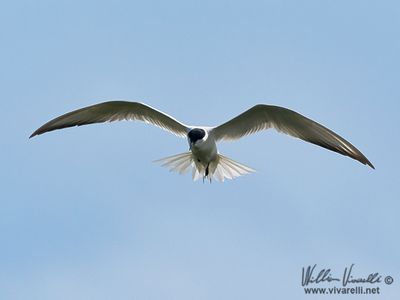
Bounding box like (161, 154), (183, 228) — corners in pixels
(1, 0), (399, 299)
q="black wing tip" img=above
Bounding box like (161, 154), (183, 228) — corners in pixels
(29, 131), (38, 139)
(366, 160), (375, 170)
(357, 155), (374, 169)
(29, 127), (45, 138)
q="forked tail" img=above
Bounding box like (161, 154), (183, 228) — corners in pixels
(154, 152), (255, 182)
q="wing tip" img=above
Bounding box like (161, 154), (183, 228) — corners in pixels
(366, 160), (375, 170)
(29, 131), (38, 139)
(29, 127), (46, 138)
(357, 153), (374, 170)
(357, 155), (374, 169)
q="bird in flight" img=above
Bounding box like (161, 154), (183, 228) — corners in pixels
(30, 101), (374, 182)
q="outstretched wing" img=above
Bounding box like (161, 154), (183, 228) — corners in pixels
(211, 104), (374, 168)
(30, 101), (190, 138)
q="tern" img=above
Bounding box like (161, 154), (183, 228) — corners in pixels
(30, 101), (374, 181)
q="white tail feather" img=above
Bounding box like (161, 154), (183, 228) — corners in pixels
(212, 154), (255, 182)
(154, 152), (255, 182)
(154, 152), (193, 175)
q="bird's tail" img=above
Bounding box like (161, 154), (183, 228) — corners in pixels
(209, 153), (255, 182)
(154, 152), (255, 182)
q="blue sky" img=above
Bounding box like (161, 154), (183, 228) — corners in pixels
(1, 0), (399, 299)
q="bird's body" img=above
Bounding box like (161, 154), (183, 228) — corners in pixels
(189, 129), (216, 171)
(30, 101), (374, 181)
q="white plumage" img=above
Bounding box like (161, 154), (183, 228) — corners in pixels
(154, 152), (255, 182)
(30, 101), (374, 182)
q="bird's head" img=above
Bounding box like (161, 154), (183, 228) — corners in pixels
(187, 128), (206, 149)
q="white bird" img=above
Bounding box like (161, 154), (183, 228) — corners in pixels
(30, 101), (374, 181)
